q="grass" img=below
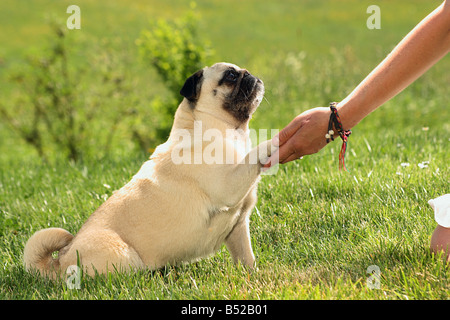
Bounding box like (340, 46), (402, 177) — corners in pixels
(0, 0), (449, 300)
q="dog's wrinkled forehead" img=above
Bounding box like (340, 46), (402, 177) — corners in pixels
(180, 62), (243, 104)
(203, 62), (242, 82)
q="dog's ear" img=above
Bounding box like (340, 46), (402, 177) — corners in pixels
(180, 70), (203, 103)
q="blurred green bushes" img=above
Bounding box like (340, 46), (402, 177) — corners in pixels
(0, 5), (212, 162)
(136, 4), (214, 146)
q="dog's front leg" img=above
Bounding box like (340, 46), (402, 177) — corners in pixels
(225, 218), (255, 268)
(225, 189), (258, 268)
(220, 139), (276, 208)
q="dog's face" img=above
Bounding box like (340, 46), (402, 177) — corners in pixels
(180, 63), (264, 123)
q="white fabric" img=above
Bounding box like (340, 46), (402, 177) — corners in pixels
(429, 194), (450, 228)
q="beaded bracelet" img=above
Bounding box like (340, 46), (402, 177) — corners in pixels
(326, 102), (351, 171)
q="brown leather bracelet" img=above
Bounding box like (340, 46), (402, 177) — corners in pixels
(326, 102), (351, 171)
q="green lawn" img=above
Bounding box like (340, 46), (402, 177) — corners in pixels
(0, 0), (449, 299)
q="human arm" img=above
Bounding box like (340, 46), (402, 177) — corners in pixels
(271, 1), (450, 165)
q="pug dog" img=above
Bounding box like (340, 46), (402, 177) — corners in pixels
(23, 62), (276, 278)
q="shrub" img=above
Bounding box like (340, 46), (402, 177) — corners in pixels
(0, 23), (136, 162)
(136, 3), (213, 141)
(0, 4), (213, 161)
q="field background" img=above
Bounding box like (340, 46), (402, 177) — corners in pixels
(0, 0), (449, 299)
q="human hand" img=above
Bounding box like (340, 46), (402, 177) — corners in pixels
(265, 107), (333, 167)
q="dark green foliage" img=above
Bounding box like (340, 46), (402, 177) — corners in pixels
(136, 6), (213, 139)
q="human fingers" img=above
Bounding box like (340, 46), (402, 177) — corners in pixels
(275, 115), (303, 147)
(274, 137), (303, 165)
(281, 151), (303, 164)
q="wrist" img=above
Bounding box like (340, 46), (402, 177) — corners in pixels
(326, 102), (352, 171)
(336, 100), (359, 130)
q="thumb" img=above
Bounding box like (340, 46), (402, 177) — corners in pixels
(276, 116), (303, 147)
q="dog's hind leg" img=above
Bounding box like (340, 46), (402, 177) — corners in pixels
(59, 230), (145, 276)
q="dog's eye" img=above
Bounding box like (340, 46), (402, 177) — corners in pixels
(225, 70), (238, 82)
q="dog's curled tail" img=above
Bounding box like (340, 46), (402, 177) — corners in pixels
(23, 227), (74, 277)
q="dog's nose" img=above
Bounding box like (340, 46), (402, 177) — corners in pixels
(245, 70), (262, 83)
(240, 69), (249, 77)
